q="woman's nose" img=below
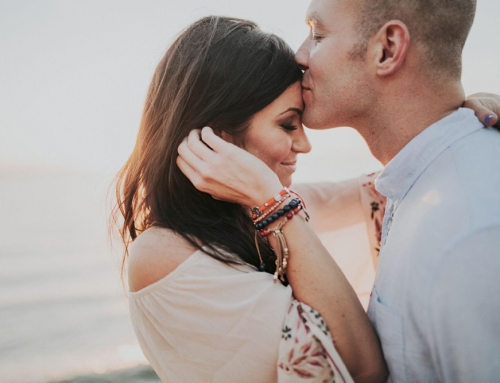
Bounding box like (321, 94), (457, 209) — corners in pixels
(294, 127), (312, 154)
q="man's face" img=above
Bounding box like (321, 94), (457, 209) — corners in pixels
(296, 0), (373, 130)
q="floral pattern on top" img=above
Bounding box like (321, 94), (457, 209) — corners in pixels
(278, 300), (354, 383)
(359, 172), (386, 268)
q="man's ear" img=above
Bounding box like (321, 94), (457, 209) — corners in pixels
(372, 20), (410, 77)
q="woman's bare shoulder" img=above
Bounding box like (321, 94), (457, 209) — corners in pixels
(127, 227), (197, 292)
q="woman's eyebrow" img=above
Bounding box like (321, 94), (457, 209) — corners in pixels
(279, 107), (303, 116)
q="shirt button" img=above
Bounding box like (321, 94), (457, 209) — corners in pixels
(387, 219), (393, 229)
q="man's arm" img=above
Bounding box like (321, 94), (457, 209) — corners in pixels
(428, 226), (500, 382)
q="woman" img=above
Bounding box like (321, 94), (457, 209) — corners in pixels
(113, 16), (499, 383)
(113, 15), (387, 382)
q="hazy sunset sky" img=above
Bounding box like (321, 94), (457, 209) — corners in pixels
(1, 0), (499, 182)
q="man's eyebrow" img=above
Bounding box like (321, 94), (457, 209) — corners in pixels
(305, 12), (322, 27)
(279, 107), (303, 116)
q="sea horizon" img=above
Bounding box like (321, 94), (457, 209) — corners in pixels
(0, 167), (153, 383)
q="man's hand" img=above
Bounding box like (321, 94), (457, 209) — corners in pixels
(177, 127), (283, 207)
(464, 92), (500, 129)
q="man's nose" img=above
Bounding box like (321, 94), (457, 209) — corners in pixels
(295, 39), (310, 71)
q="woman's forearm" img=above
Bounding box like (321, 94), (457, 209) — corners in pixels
(267, 214), (388, 383)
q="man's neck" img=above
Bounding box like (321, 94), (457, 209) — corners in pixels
(355, 82), (465, 165)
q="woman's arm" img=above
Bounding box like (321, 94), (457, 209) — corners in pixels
(265, 197), (387, 383)
(177, 128), (388, 383)
(292, 180), (365, 234)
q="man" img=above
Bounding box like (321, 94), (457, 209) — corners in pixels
(294, 0), (500, 381)
(178, 0), (500, 381)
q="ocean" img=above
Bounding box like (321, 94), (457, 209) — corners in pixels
(0, 167), (160, 383)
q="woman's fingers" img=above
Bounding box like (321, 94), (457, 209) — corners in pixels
(200, 126), (237, 155)
(464, 93), (500, 127)
(185, 128), (218, 162)
(178, 136), (206, 172)
(176, 154), (200, 184)
(178, 130), (232, 196)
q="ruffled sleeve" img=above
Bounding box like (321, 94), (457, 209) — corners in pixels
(358, 172), (385, 269)
(278, 300), (354, 383)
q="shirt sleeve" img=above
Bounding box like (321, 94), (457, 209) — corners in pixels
(428, 226), (500, 382)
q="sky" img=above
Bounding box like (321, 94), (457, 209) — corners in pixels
(1, 0), (499, 182)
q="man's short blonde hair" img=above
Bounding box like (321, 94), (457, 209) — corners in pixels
(351, 0), (476, 79)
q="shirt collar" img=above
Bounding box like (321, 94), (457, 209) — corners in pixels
(375, 108), (484, 201)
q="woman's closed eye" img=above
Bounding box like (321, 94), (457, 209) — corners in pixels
(280, 123), (298, 131)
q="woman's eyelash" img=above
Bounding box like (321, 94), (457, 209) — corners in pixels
(312, 34), (324, 42)
(280, 124), (298, 131)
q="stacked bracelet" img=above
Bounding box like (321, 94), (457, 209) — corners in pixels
(251, 187), (289, 220)
(254, 198), (302, 233)
(253, 194), (291, 225)
(252, 192), (310, 283)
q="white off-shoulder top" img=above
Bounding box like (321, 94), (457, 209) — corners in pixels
(129, 249), (293, 382)
(128, 174), (384, 383)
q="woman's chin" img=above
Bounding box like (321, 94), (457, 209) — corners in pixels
(278, 175), (293, 188)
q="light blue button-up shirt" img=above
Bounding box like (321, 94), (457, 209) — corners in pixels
(367, 108), (500, 383)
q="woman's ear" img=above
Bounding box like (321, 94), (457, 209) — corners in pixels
(218, 129), (236, 145)
(372, 20), (410, 77)
(211, 128), (222, 138)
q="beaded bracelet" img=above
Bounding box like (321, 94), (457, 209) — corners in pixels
(254, 198), (303, 232)
(253, 194), (291, 225)
(254, 197), (311, 282)
(251, 187), (290, 220)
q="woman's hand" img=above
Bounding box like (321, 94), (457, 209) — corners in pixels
(177, 127), (282, 207)
(464, 93), (500, 128)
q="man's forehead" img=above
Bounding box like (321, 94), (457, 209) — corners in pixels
(305, 0), (359, 26)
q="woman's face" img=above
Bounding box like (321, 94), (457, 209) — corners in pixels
(236, 81), (312, 187)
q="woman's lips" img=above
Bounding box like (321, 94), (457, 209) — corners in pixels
(280, 161), (297, 172)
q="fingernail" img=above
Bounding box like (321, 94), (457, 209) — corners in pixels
(485, 115), (495, 124)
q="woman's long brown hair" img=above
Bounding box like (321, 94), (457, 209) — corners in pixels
(111, 16), (302, 280)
